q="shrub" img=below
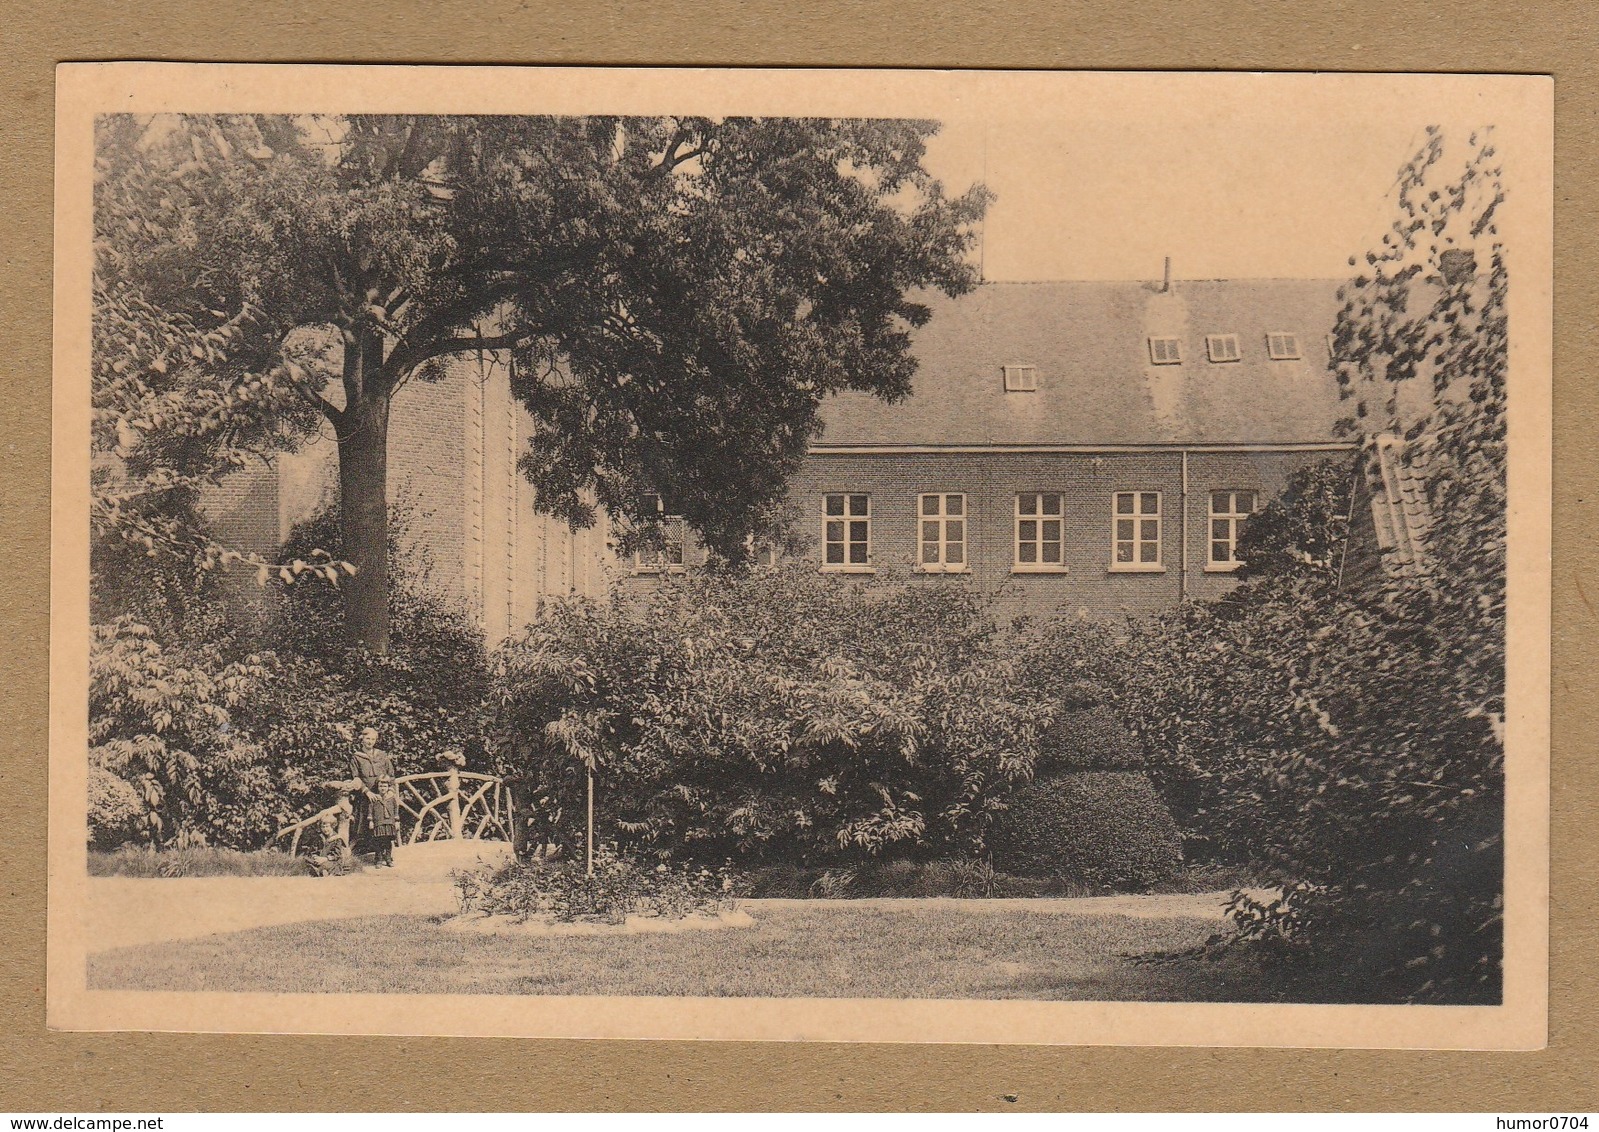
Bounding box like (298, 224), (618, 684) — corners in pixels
(87, 845), (311, 877)
(268, 504), (490, 780)
(454, 846), (737, 924)
(86, 502), (496, 854)
(489, 566), (1054, 866)
(87, 764), (145, 850)
(1036, 703), (1144, 772)
(88, 618), (286, 848)
(988, 770), (1183, 888)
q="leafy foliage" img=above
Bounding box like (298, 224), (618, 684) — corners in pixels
(94, 113), (990, 649)
(454, 847), (738, 925)
(87, 501), (493, 850)
(88, 619), (282, 848)
(988, 771), (1182, 888)
(1104, 129), (1509, 1005)
(489, 567), (1046, 865)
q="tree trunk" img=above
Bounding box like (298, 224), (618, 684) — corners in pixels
(336, 392), (392, 653)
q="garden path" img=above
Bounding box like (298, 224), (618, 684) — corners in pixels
(86, 841), (512, 953)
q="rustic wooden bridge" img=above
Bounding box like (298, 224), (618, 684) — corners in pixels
(277, 758), (514, 858)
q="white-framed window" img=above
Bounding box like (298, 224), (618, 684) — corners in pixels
(1265, 332), (1301, 360)
(822, 493), (872, 570)
(1205, 334), (1242, 363)
(634, 494), (686, 572)
(916, 493), (968, 571)
(1207, 489), (1258, 570)
(1147, 336), (1182, 365)
(1014, 492), (1066, 571)
(1111, 491), (1163, 570)
(1002, 364), (1038, 392)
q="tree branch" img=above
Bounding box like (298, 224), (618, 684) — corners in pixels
(278, 364), (343, 423)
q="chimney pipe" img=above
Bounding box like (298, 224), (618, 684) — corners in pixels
(1162, 257), (1172, 293)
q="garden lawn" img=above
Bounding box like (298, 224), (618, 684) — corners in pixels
(88, 901), (1289, 1001)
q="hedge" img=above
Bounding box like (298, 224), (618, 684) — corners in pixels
(989, 770), (1182, 888)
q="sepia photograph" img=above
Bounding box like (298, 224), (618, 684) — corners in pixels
(47, 65), (1552, 1046)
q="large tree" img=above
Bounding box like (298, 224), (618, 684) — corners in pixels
(95, 114), (990, 651)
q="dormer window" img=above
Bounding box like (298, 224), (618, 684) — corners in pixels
(1265, 332), (1301, 360)
(1206, 334), (1242, 363)
(1003, 364), (1037, 392)
(1147, 337), (1182, 365)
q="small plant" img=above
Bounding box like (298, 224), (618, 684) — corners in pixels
(455, 845), (739, 925)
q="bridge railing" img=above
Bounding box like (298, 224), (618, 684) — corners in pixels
(274, 757), (513, 856)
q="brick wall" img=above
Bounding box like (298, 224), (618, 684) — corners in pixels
(782, 448), (1351, 621)
(388, 369), (472, 604)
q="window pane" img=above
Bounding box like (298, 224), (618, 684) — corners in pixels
(849, 521), (868, 543)
(946, 521), (963, 543)
(1116, 519), (1134, 541)
(1018, 494), (1037, 515)
(826, 521), (844, 542)
(1212, 541), (1230, 561)
(946, 544), (964, 564)
(848, 495), (869, 516)
(1018, 543), (1037, 563)
(947, 495), (964, 516)
(848, 543), (868, 564)
(825, 495), (844, 516)
(1116, 543), (1134, 563)
(1141, 492), (1158, 514)
(922, 543), (939, 564)
(1140, 542), (1158, 563)
(1212, 519), (1229, 540)
(1141, 519), (1159, 542)
(1240, 492), (1256, 512)
(1115, 494), (1134, 514)
(922, 496), (938, 516)
(1211, 490), (1228, 512)
(1042, 493), (1061, 515)
(826, 544), (844, 564)
(1019, 520), (1037, 541)
(1042, 520), (1060, 541)
(1042, 542), (1061, 564)
(923, 521), (940, 542)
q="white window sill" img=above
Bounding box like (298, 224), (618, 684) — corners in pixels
(1107, 563), (1167, 574)
(632, 565), (687, 576)
(820, 565), (877, 575)
(1010, 564), (1069, 575)
(1203, 562), (1243, 574)
(913, 565), (972, 575)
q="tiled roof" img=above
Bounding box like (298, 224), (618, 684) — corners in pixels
(1368, 432), (1430, 576)
(815, 278), (1352, 448)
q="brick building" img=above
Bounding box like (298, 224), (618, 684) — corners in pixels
(778, 275), (1356, 620)
(208, 273), (1359, 639)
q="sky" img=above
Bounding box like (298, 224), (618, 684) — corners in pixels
(918, 104), (1481, 284)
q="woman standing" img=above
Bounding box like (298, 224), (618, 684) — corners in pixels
(349, 726), (400, 867)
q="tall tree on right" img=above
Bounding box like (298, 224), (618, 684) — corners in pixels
(1329, 125), (1507, 726)
(1117, 129), (1510, 1003)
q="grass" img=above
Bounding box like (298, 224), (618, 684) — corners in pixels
(87, 901), (1304, 1001)
(88, 846), (312, 878)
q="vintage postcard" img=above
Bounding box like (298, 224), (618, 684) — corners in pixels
(48, 64), (1552, 1047)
